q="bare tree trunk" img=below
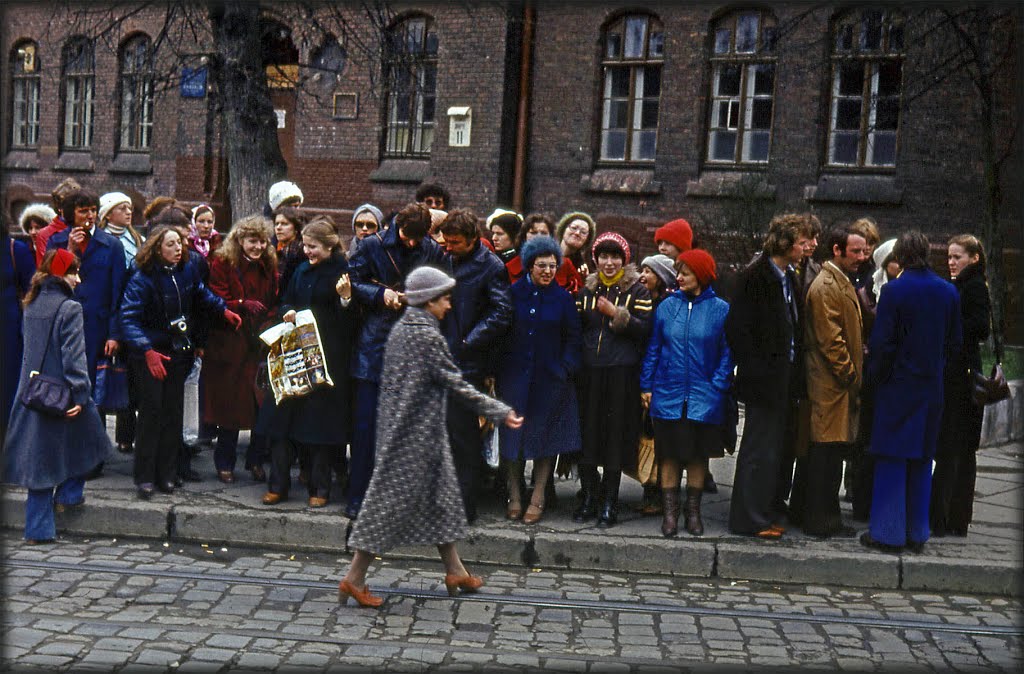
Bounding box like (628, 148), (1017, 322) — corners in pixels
(208, 1), (287, 218)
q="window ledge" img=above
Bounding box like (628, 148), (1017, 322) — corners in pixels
(54, 151), (95, 172)
(109, 153), (153, 175)
(686, 171), (776, 199)
(804, 174), (903, 205)
(580, 168), (661, 195)
(3, 150), (40, 170)
(369, 158), (430, 184)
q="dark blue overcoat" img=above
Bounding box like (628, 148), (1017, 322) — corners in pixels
(2, 235), (34, 432)
(868, 268), (962, 460)
(47, 227), (127, 381)
(496, 277), (582, 460)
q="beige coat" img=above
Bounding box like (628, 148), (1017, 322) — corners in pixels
(804, 261), (863, 444)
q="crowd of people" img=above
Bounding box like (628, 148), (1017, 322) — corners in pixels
(0, 176), (997, 603)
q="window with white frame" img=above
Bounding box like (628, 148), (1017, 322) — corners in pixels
(61, 36), (95, 150)
(119, 35), (154, 151)
(828, 9), (904, 168)
(600, 13), (663, 162)
(383, 15), (437, 158)
(707, 11), (777, 164)
(10, 40), (41, 148)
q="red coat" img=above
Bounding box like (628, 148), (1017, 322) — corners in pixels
(201, 255), (278, 429)
(506, 255), (583, 295)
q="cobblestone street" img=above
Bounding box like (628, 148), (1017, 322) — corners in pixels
(2, 531), (1021, 672)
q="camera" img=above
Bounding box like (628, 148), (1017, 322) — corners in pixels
(169, 316), (189, 334)
(168, 315), (193, 352)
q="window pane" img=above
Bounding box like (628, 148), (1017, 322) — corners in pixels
(608, 67), (629, 97)
(717, 64), (741, 96)
(762, 26), (777, 52)
(421, 96), (435, 123)
(640, 100), (659, 128)
(736, 13), (759, 53)
(875, 98), (899, 130)
(838, 63), (864, 96)
(421, 64), (437, 93)
(632, 130), (657, 160)
(608, 100), (628, 128)
(602, 130), (626, 159)
(745, 131), (770, 162)
(877, 60), (901, 96)
(393, 93), (410, 122)
(861, 11), (882, 50)
(624, 16), (647, 58)
(751, 99), (772, 129)
(888, 22), (904, 52)
(714, 28), (731, 54)
(717, 100), (738, 129)
(606, 32), (621, 58)
(643, 66), (661, 97)
(406, 19), (424, 53)
(649, 32), (664, 58)
(869, 132), (896, 165)
(836, 99), (862, 130)
(831, 132), (858, 164)
(425, 31), (438, 55)
(836, 24), (853, 52)
(710, 130), (736, 161)
(752, 63), (774, 95)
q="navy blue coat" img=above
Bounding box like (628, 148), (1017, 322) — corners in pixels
(118, 256), (226, 356)
(349, 226), (444, 383)
(641, 288), (733, 425)
(497, 277), (582, 460)
(47, 227), (127, 380)
(441, 241), (512, 382)
(3, 280), (107, 488)
(868, 267), (962, 461)
(2, 235), (34, 431)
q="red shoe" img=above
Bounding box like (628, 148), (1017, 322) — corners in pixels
(444, 573), (484, 597)
(338, 580), (383, 608)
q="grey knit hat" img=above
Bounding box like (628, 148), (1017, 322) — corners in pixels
(641, 254), (678, 291)
(351, 203), (384, 234)
(404, 265), (456, 307)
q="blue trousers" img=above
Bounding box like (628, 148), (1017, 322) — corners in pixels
(347, 379), (379, 513)
(25, 478), (85, 541)
(869, 456), (932, 547)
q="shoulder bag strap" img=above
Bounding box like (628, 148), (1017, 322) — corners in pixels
(32, 299), (69, 374)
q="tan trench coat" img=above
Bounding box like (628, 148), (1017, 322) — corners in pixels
(804, 261), (863, 444)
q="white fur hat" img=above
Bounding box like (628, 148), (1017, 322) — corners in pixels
(18, 203), (57, 233)
(98, 192), (132, 224)
(268, 181), (304, 210)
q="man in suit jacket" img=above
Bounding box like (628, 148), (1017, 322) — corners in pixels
(46, 189), (127, 387)
(862, 231), (961, 553)
(725, 214), (814, 538)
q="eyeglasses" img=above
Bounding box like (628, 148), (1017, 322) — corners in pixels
(566, 225), (589, 234)
(357, 222), (378, 230)
(534, 263), (558, 271)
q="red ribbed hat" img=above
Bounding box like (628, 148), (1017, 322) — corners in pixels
(676, 249), (717, 288)
(654, 218), (694, 253)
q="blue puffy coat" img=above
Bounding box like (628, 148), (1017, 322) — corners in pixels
(348, 226), (444, 382)
(640, 287), (733, 424)
(497, 277), (582, 460)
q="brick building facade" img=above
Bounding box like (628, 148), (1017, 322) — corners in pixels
(2, 2), (1019, 272)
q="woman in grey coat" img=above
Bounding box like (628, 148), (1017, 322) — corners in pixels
(339, 266), (523, 608)
(3, 249), (108, 544)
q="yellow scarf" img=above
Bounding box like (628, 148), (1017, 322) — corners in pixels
(599, 268), (625, 287)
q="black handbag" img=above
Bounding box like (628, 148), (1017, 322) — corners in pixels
(20, 301), (72, 418)
(971, 363), (1011, 407)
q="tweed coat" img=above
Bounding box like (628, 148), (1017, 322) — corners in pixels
(3, 280), (107, 488)
(348, 307), (512, 554)
(804, 260), (864, 444)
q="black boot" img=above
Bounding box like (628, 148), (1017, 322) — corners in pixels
(573, 466), (599, 522)
(596, 471), (621, 528)
(684, 487), (704, 536)
(661, 487), (680, 537)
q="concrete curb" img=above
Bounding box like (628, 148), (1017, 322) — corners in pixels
(3, 490), (1019, 597)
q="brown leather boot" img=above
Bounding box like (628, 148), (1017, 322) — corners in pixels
(684, 487), (704, 536)
(660, 488), (680, 537)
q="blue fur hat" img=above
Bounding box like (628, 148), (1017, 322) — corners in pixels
(520, 235), (563, 271)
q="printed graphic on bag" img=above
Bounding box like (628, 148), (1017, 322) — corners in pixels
(259, 310), (335, 404)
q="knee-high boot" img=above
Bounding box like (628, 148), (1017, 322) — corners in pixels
(573, 465), (599, 522)
(684, 487), (704, 536)
(661, 487), (681, 537)
(597, 470), (621, 528)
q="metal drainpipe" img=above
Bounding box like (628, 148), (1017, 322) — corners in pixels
(512, 0), (535, 214)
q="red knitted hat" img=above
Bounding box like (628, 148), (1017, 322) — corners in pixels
(676, 249), (717, 288)
(654, 218), (694, 253)
(591, 231), (631, 265)
(49, 248), (77, 277)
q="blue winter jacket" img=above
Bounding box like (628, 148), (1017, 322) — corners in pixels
(348, 225), (444, 382)
(119, 256), (226, 355)
(640, 287), (733, 424)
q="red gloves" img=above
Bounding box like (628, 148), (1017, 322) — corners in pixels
(144, 349), (170, 381)
(238, 299), (266, 315)
(223, 309), (242, 330)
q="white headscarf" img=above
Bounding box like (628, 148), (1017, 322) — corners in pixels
(871, 238), (898, 301)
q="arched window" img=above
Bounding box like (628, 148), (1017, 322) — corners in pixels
(382, 15), (438, 158)
(10, 40), (41, 148)
(599, 13), (664, 162)
(827, 9), (904, 167)
(119, 35), (154, 151)
(706, 10), (777, 164)
(61, 36), (95, 150)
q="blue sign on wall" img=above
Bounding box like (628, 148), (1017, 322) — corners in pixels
(180, 67), (207, 98)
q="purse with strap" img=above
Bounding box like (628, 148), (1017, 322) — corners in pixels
(20, 300), (73, 418)
(971, 363), (1011, 407)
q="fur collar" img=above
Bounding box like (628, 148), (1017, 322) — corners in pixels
(585, 263), (640, 292)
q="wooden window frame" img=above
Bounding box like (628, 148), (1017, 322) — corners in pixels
(382, 15), (438, 159)
(10, 40), (41, 148)
(118, 35), (155, 152)
(61, 37), (95, 151)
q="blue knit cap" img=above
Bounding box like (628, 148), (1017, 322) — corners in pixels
(520, 235), (563, 270)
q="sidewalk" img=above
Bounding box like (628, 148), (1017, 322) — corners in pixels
(3, 426), (1020, 596)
